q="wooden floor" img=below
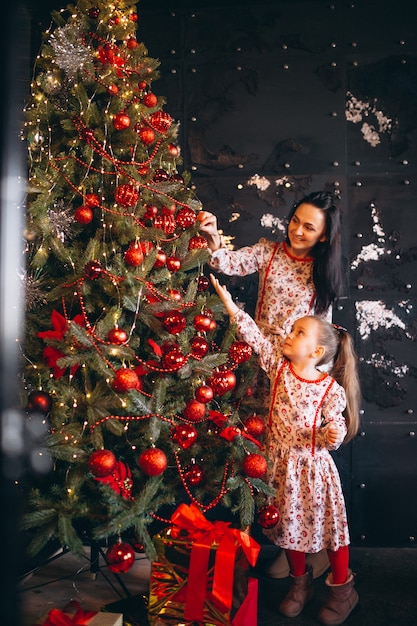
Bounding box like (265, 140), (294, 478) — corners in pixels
(16, 543), (417, 626)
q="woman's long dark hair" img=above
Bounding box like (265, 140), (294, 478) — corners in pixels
(286, 191), (344, 315)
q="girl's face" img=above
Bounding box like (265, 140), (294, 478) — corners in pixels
(287, 203), (327, 257)
(283, 317), (322, 361)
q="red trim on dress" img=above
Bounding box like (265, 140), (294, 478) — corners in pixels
(282, 240), (314, 263)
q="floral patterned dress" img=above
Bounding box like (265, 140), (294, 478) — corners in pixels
(209, 239), (332, 341)
(234, 309), (350, 553)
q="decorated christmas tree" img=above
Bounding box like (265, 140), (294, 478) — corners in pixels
(20, 0), (274, 564)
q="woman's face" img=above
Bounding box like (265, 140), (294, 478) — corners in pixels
(287, 203), (327, 258)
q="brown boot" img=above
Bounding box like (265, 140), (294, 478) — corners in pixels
(318, 570), (359, 625)
(279, 564), (314, 617)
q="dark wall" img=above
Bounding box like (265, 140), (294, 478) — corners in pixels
(27, 0), (417, 547)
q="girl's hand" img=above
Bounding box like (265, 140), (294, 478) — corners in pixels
(198, 211), (222, 251)
(326, 425), (343, 447)
(210, 274), (239, 318)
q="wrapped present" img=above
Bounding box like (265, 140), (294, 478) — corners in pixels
(34, 601), (123, 626)
(148, 503), (260, 625)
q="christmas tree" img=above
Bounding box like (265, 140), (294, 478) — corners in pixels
(20, 0), (274, 563)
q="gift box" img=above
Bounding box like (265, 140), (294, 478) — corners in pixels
(148, 503), (260, 625)
(34, 601), (123, 626)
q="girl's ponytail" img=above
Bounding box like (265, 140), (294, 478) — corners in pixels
(331, 328), (361, 442)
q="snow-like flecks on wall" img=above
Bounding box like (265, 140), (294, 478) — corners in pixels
(345, 90), (394, 147)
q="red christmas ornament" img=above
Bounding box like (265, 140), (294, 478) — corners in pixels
(88, 449), (117, 477)
(126, 37), (137, 49)
(172, 423), (197, 449)
(190, 336), (209, 358)
(166, 256), (181, 273)
(153, 168), (169, 183)
(183, 463), (205, 486)
(115, 184), (139, 207)
(170, 173), (184, 184)
(143, 92), (157, 108)
(243, 414), (266, 439)
(27, 390), (53, 414)
(137, 127), (155, 145)
(154, 249), (167, 268)
(197, 275), (210, 292)
(106, 542), (135, 573)
(138, 80), (147, 90)
(107, 327), (128, 345)
(195, 384), (213, 403)
(242, 453), (267, 478)
(74, 205), (93, 224)
(168, 288), (182, 301)
(161, 347), (186, 370)
(108, 84), (119, 95)
(161, 203), (176, 215)
(189, 235), (208, 250)
(84, 193), (100, 207)
(138, 448), (167, 476)
(149, 111), (173, 133)
(112, 368), (140, 392)
(162, 310), (187, 335)
(257, 504), (280, 529)
(168, 143), (179, 157)
(228, 340), (253, 365)
(183, 398), (207, 422)
(208, 370), (236, 396)
(193, 314), (213, 332)
(84, 260), (103, 280)
(124, 244), (144, 267)
(88, 7), (99, 18)
(154, 214), (176, 235)
(129, 12), (138, 22)
(176, 207), (197, 229)
(113, 112), (131, 130)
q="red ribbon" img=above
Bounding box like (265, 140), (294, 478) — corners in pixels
(219, 425), (263, 449)
(169, 503), (260, 622)
(39, 601), (97, 626)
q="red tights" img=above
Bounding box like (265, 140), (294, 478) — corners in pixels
(285, 546), (349, 584)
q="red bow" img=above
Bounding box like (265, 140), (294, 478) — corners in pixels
(38, 310), (85, 378)
(169, 503), (260, 622)
(39, 601), (96, 626)
(220, 426), (263, 449)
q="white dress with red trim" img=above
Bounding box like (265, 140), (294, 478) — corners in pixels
(233, 309), (349, 553)
(209, 239), (332, 340)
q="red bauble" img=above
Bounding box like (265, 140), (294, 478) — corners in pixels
(153, 168), (169, 183)
(195, 384), (214, 403)
(161, 347), (186, 370)
(172, 423), (197, 449)
(129, 11), (138, 22)
(107, 327), (128, 345)
(183, 398), (207, 422)
(88, 449), (117, 477)
(113, 112), (131, 130)
(108, 84), (119, 95)
(138, 448), (167, 476)
(193, 314), (213, 332)
(85, 193), (100, 207)
(168, 143), (179, 157)
(126, 37), (137, 49)
(162, 310), (187, 335)
(190, 336), (209, 358)
(124, 244), (144, 266)
(197, 276), (210, 292)
(208, 370), (236, 396)
(183, 463), (205, 486)
(176, 207), (197, 229)
(115, 184), (139, 207)
(84, 260), (103, 280)
(166, 256), (181, 273)
(143, 92), (157, 108)
(105, 542), (135, 573)
(243, 414), (266, 438)
(149, 111), (173, 133)
(154, 214), (176, 235)
(112, 368), (140, 392)
(27, 390), (53, 414)
(189, 234), (208, 250)
(138, 127), (155, 145)
(242, 453), (267, 478)
(74, 205), (93, 224)
(228, 340), (253, 365)
(168, 288), (182, 302)
(257, 504), (280, 529)
(138, 80), (147, 90)
(154, 249), (166, 268)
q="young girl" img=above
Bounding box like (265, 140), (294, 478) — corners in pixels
(210, 274), (361, 626)
(200, 191), (344, 341)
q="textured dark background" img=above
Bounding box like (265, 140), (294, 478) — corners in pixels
(22, 0), (417, 548)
